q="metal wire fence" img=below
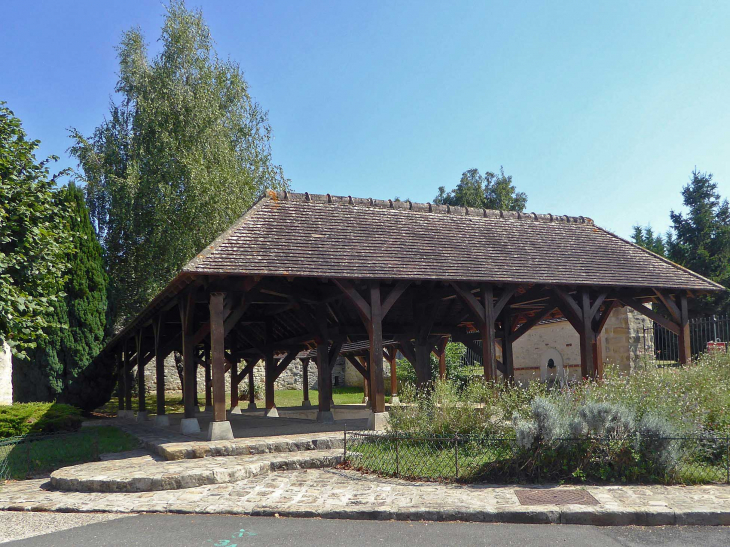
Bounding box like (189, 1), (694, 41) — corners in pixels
(0, 429), (100, 481)
(344, 431), (730, 485)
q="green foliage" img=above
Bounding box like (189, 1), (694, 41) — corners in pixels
(434, 167), (527, 211)
(0, 102), (71, 354)
(666, 169), (730, 314)
(0, 403), (83, 438)
(631, 225), (667, 257)
(70, 0), (289, 329)
(13, 183), (110, 406)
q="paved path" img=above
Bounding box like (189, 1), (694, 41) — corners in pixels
(3, 468), (730, 525)
(5, 514), (730, 546)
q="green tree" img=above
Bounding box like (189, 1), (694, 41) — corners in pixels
(13, 183), (109, 404)
(70, 0), (289, 329)
(631, 225), (667, 257)
(434, 167), (527, 211)
(667, 169), (730, 314)
(0, 102), (70, 355)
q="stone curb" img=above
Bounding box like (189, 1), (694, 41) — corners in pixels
(5, 504), (730, 526)
(50, 451), (343, 493)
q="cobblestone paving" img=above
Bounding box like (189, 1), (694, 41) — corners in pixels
(3, 469), (730, 525)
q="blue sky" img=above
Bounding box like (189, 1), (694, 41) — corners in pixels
(2, 0), (729, 238)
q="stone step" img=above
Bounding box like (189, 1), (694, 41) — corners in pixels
(50, 449), (343, 493)
(104, 420), (345, 460)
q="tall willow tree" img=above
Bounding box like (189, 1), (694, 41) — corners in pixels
(70, 1), (289, 328)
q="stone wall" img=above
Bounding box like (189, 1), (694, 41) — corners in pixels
(510, 305), (653, 383)
(0, 341), (12, 405)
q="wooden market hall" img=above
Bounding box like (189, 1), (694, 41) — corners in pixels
(95, 191), (724, 439)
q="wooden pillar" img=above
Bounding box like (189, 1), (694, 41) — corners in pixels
(301, 357), (311, 406)
(204, 343), (212, 410)
(229, 353), (239, 412)
(116, 352), (124, 414)
(248, 361), (256, 407)
(501, 308), (514, 381)
(579, 290), (595, 378)
(123, 339), (132, 412)
(180, 293), (196, 420)
(209, 292), (227, 423)
(481, 284), (496, 381)
(369, 283), (385, 414)
(136, 331), (146, 414)
(678, 293), (691, 365)
(414, 343), (432, 390)
(152, 317), (168, 425)
(389, 352), (397, 400)
(265, 351), (276, 413)
(317, 342), (331, 413)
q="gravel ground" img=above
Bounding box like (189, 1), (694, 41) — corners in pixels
(0, 511), (132, 544)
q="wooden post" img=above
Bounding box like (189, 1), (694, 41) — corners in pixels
(136, 331), (146, 415)
(180, 292), (197, 421)
(317, 342), (331, 413)
(414, 343), (431, 390)
(501, 308), (514, 381)
(116, 352), (124, 414)
(204, 343), (212, 410)
(356, 354), (371, 407)
(369, 282), (385, 415)
(209, 292), (227, 423)
(389, 351), (398, 402)
(248, 361), (256, 408)
(123, 339), (132, 412)
(152, 316), (168, 425)
(265, 351), (277, 414)
(229, 352), (239, 413)
(678, 293), (691, 365)
(481, 284), (496, 381)
(579, 290), (595, 378)
(301, 357), (311, 406)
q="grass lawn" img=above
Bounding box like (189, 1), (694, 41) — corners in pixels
(1, 426), (139, 480)
(95, 387), (385, 415)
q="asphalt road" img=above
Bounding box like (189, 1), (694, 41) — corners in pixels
(7, 514), (730, 547)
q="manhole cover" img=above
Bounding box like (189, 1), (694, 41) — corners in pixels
(515, 489), (599, 506)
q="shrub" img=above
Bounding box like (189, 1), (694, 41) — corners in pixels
(0, 403), (83, 438)
(238, 380), (264, 401)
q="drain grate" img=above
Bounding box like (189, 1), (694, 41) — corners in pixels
(515, 489), (599, 506)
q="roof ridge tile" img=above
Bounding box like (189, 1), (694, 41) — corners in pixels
(274, 190), (593, 225)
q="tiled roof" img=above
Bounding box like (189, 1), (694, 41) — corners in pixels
(184, 191), (723, 291)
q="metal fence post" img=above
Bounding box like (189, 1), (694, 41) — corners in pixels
(395, 433), (400, 477)
(92, 429), (99, 461)
(726, 434), (729, 485)
(454, 435), (459, 480)
(343, 423), (347, 462)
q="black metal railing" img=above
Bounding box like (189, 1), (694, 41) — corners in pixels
(344, 431), (730, 485)
(643, 315), (730, 365)
(0, 429), (100, 481)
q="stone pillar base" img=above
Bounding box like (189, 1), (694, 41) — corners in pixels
(207, 420), (234, 441)
(390, 396), (400, 405)
(136, 411), (148, 422)
(116, 410), (127, 419)
(316, 410), (335, 424)
(230, 406), (241, 414)
(367, 411), (390, 431)
(154, 414), (170, 427)
(302, 400), (312, 408)
(330, 399), (335, 407)
(180, 417), (201, 435)
(361, 397), (369, 405)
(264, 406), (279, 418)
(248, 402), (257, 410)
